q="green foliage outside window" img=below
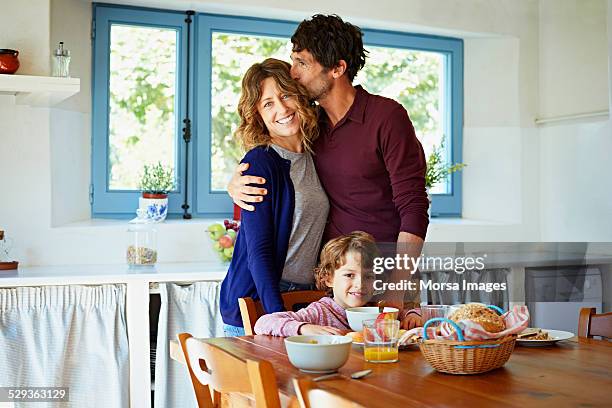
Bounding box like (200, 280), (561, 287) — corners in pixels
(108, 25), (177, 191)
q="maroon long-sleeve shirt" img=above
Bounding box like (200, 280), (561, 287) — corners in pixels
(313, 86), (429, 243)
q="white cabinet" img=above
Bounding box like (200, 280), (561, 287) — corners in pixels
(0, 262), (226, 408)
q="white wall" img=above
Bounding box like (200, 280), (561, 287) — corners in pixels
(50, 0), (92, 226)
(462, 37), (526, 225)
(539, 0), (609, 119)
(0, 0), (610, 266)
(538, 0), (612, 241)
(0, 0), (51, 75)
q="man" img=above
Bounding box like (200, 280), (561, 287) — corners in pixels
(228, 14), (429, 328)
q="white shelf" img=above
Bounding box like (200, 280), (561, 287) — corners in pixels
(0, 74), (80, 106)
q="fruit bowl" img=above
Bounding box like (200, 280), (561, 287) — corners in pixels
(207, 219), (239, 262)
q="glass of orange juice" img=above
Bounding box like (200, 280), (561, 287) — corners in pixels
(363, 319), (400, 363)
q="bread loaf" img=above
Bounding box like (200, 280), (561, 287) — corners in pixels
(449, 303), (505, 333)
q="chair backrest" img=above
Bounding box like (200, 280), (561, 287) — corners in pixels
(292, 378), (365, 408)
(178, 333), (281, 408)
(578, 307), (612, 339)
(239, 290), (326, 335)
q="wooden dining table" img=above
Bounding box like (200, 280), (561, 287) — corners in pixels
(170, 335), (612, 407)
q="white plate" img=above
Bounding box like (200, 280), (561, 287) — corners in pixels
(516, 329), (574, 347)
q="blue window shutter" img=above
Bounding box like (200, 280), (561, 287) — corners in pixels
(91, 4), (189, 218)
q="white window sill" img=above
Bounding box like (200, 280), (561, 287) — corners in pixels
(54, 217), (227, 230)
(429, 217), (518, 226)
(54, 216), (516, 230)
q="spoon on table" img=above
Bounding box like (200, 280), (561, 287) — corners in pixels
(350, 369), (373, 379)
(313, 369), (373, 382)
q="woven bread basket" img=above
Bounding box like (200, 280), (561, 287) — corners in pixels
(419, 309), (516, 375)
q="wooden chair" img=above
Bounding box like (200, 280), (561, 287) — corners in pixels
(239, 290), (326, 335)
(292, 377), (365, 408)
(177, 332), (281, 408)
(578, 307), (612, 340)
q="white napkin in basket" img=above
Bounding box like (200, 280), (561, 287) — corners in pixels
(400, 305), (530, 344)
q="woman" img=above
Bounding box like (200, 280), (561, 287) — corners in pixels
(219, 58), (329, 336)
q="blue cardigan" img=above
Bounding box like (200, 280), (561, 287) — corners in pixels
(220, 146), (295, 327)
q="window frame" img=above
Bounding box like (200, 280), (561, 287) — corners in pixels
(91, 4), (189, 218)
(92, 6), (463, 218)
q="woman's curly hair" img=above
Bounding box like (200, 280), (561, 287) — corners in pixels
(235, 58), (318, 152)
(314, 231), (380, 294)
(291, 14), (367, 82)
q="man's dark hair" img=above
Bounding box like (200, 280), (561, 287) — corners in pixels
(291, 14), (367, 82)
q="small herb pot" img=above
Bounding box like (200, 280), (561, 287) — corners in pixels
(139, 193), (168, 222)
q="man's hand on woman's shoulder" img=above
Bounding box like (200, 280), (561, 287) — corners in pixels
(227, 162), (268, 211)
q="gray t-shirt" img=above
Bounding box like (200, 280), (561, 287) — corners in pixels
(271, 144), (329, 284)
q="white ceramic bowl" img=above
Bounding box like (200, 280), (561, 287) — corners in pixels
(345, 307), (399, 331)
(284, 335), (352, 373)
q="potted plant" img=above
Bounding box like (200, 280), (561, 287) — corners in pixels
(138, 162), (175, 222)
(425, 141), (466, 216)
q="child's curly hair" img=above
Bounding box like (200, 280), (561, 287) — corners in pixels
(314, 231), (380, 294)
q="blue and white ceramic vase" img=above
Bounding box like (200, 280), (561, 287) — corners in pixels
(139, 193), (168, 222)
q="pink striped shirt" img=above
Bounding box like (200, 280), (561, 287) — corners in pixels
(255, 297), (422, 337)
(254, 297), (351, 337)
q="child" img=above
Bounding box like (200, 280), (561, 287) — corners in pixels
(254, 231), (421, 336)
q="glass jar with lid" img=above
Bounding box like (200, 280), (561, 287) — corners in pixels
(126, 211), (157, 267)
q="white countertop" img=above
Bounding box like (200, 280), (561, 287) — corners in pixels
(0, 261), (228, 287)
(1, 244), (610, 287)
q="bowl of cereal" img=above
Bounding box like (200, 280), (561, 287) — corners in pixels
(284, 335), (352, 373)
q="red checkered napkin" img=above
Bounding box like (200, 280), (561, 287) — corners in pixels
(400, 305), (530, 344)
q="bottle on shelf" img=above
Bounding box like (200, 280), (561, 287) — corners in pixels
(52, 41), (71, 78)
